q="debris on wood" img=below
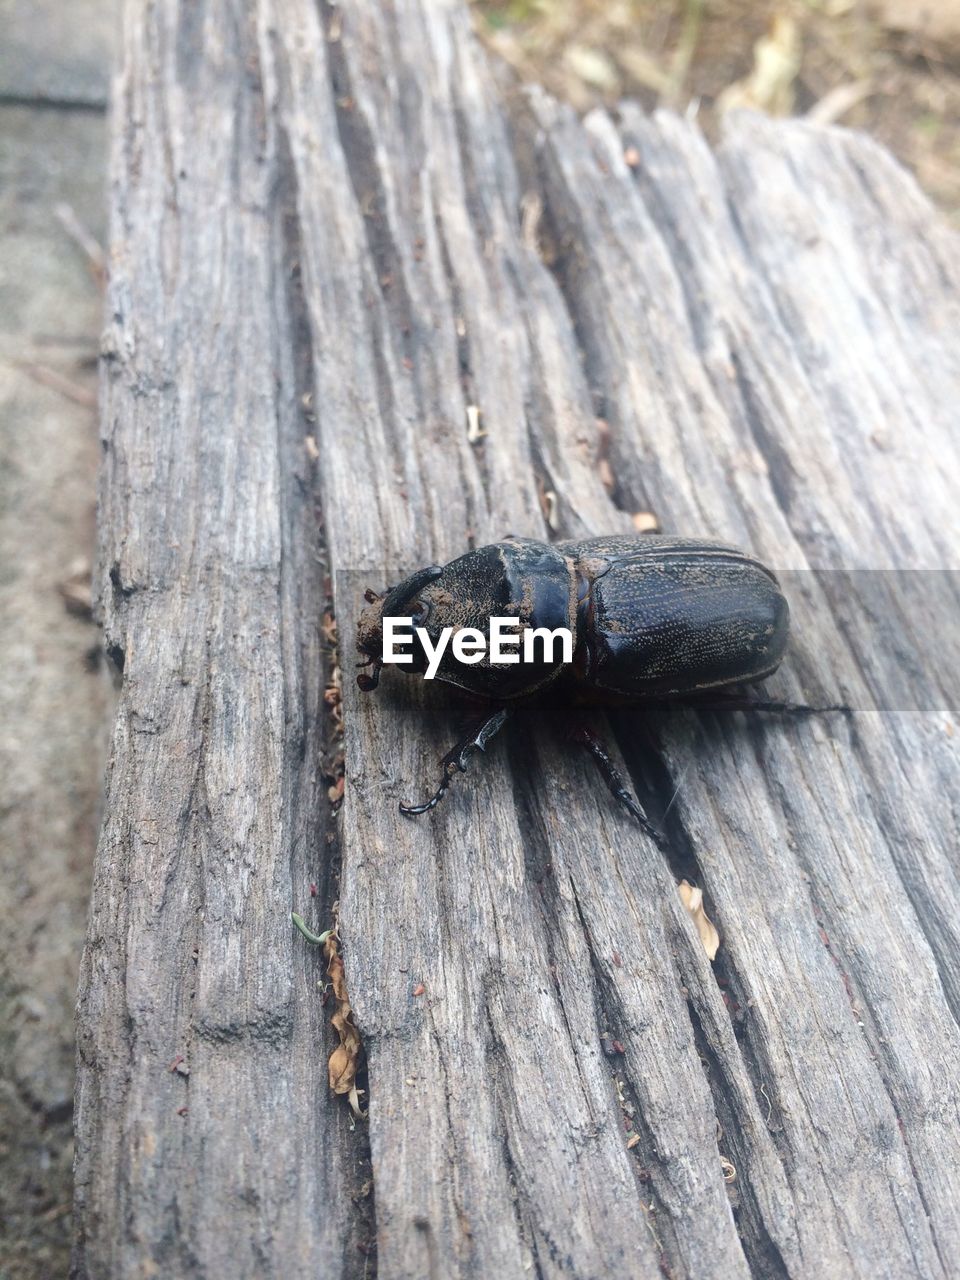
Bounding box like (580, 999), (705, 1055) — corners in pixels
(594, 417), (617, 495)
(520, 191), (543, 253)
(536, 476), (559, 531)
(466, 404), (486, 443)
(320, 610), (344, 806)
(292, 917), (365, 1117)
(325, 931), (365, 1116)
(678, 881), (720, 961)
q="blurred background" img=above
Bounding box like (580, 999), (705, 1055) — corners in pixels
(473, 0), (960, 221)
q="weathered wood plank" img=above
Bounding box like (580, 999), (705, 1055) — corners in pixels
(75, 0), (960, 1276)
(72, 4), (367, 1275)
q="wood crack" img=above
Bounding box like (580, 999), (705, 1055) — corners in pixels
(274, 96), (380, 1275)
(568, 880), (684, 1278)
(679, 989), (791, 1280)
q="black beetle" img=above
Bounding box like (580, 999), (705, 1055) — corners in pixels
(357, 535), (844, 838)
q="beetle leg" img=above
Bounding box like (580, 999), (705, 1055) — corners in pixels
(356, 654), (383, 692)
(400, 707), (511, 817)
(689, 693), (852, 720)
(571, 726), (671, 853)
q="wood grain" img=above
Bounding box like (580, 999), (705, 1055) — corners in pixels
(74, 0), (960, 1276)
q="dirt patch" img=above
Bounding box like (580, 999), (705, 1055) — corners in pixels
(0, 104), (111, 1279)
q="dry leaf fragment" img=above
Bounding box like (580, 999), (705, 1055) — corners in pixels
(466, 404), (485, 443)
(597, 458), (615, 494)
(678, 880), (720, 960)
(536, 476), (559, 531)
(323, 932), (366, 1116)
(520, 191), (543, 253)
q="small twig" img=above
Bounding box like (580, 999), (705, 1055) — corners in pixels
(520, 191), (542, 254)
(760, 1082), (774, 1126)
(10, 359), (97, 408)
(806, 80), (873, 127)
(54, 201), (106, 286)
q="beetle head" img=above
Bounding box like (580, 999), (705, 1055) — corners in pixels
(356, 565), (444, 690)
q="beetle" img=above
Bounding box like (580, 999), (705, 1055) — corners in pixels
(356, 535), (846, 840)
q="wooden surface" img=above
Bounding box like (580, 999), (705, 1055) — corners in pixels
(74, 0), (960, 1276)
